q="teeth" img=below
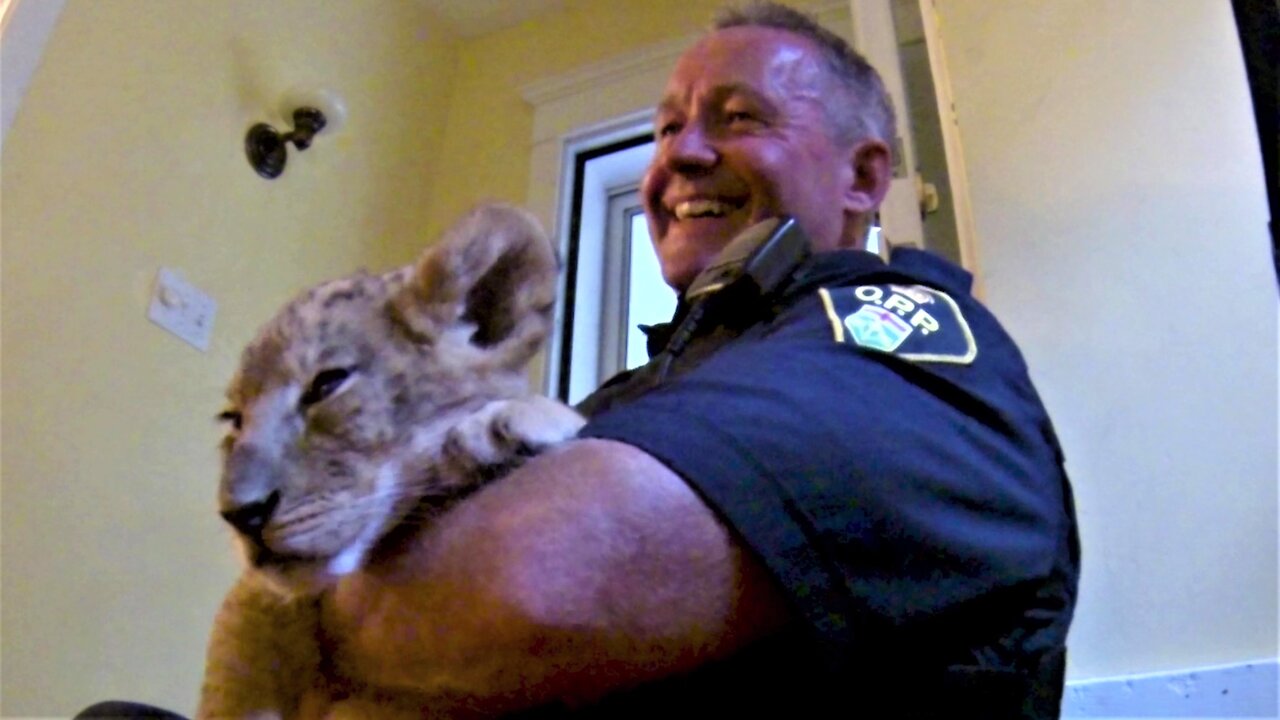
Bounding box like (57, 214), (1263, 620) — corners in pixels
(673, 200), (732, 220)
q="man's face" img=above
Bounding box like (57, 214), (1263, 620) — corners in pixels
(642, 26), (858, 292)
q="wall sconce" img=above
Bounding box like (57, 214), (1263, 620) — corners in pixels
(245, 88), (346, 179)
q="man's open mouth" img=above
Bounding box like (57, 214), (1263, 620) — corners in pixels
(671, 198), (743, 220)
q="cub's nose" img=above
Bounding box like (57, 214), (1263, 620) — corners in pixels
(219, 490), (281, 539)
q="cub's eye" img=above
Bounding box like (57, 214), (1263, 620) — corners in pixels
(217, 410), (243, 431)
(300, 367), (353, 408)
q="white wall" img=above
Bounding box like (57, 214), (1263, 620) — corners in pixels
(934, 0), (1278, 681)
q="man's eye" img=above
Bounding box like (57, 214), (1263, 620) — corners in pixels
(726, 110), (757, 125)
(300, 367), (353, 408)
(656, 121), (682, 138)
(217, 410), (243, 431)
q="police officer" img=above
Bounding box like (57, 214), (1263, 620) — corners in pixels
(560, 4), (1080, 716)
(78, 3), (1078, 718)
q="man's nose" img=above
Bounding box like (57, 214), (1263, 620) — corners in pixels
(664, 123), (717, 171)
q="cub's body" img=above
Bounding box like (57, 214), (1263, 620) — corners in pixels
(199, 205), (582, 718)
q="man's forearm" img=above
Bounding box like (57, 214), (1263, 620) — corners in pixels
(322, 439), (790, 713)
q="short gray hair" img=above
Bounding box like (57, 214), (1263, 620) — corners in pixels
(713, 2), (896, 146)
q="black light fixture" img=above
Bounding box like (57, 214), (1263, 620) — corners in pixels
(245, 88), (346, 179)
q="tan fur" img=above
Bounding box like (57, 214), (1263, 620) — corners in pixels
(199, 204), (585, 719)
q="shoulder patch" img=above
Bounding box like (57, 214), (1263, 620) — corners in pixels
(818, 284), (977, 364)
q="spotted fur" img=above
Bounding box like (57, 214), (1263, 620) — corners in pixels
(199, 204), (585, 718)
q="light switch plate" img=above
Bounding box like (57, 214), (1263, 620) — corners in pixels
(148, 267), (216, 351)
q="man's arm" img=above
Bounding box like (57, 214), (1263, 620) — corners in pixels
(325, 438), (791, 714)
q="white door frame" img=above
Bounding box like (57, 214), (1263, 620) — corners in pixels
(849, 0), (982, 282)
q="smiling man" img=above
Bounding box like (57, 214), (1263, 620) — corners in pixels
(443, 4), (1077, 717)
(642, 15), (892, 290)
(548, 5), (1080, 717)
(80, 3), (1078, 719)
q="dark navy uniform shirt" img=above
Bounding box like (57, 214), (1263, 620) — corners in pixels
(557, 248), (1079, 718)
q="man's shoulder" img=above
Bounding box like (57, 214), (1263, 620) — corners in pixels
(788, 248), (1037, 389)
(811, 282), (978, 365)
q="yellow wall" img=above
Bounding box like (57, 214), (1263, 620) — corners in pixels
(418, 0), (728, 251)
(1, 0), (458, 712)
(1, 0), (732, 713)
(934, 0), (1277, 680)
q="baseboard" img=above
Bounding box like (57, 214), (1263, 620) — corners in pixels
(1063, 659), (1278, 718)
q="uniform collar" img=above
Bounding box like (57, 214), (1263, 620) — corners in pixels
(886, 247), (974, 295)
(639, 248), (972, 358)
(789, 247), (975, 297)
(785, 249), (887, 298)
(638, 251), (883, 357)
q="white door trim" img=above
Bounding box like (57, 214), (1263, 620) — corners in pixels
(916, 0), (983, 284)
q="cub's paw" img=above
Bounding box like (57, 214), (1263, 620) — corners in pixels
(440, 396), (585, 485)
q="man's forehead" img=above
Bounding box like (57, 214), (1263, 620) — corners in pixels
(662, 26), (825, 103)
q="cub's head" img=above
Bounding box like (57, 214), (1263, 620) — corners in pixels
(217, 204), (556, 594)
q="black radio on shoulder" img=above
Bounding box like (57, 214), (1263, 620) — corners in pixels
(659, 217), (810, 378)
(683, 216), (811, 303)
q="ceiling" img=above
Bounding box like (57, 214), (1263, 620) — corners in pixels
(418, 0), (567, 38)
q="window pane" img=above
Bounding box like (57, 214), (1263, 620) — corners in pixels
(625, 210), (676, 369)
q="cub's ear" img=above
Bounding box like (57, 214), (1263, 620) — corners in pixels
(390, 204), (558, 371)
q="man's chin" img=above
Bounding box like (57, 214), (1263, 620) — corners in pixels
(663, 266), (696, 295)
(659, 233), (740, 294)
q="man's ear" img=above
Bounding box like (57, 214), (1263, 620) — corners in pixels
(843, 138), (893, 214)
(390, 204), (558, 371)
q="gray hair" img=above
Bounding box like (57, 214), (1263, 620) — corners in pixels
(713, 1), (896, 146)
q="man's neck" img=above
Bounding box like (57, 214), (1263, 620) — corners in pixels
(845, 221), (890, 262)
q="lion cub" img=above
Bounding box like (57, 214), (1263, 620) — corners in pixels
(198, 205), (584, 719)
